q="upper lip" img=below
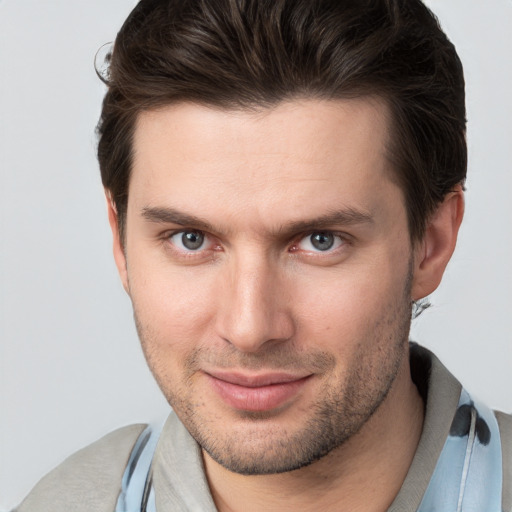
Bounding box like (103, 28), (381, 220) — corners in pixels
(204, 370), (311, 388)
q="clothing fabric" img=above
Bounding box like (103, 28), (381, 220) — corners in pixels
(15, 345), (512, 512)
(115, 425), (160, 512)
(115, 389), (504, 511)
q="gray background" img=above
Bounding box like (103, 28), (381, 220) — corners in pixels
(1, 0), (511, 509)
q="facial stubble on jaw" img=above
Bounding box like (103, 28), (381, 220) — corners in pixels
(133, 264), (414, 476)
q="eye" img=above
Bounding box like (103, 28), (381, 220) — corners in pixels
(169, 230), (208, 251)
(297, 232), (345, 252)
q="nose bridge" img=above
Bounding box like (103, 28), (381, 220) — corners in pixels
(216, 248), (293, 352)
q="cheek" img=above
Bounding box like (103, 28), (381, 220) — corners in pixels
(127, 259), (218, 352)
(129, 268), (220, 397)
(292, 256), (410, 346)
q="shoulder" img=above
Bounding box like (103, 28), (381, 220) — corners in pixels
(496, 410), (512, 511)
(14, 423), (147, 512)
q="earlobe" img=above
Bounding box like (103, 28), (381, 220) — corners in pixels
(105, 191), (130, 294)
(411, 185), (465, 301)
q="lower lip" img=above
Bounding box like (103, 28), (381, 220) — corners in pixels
(206, 374), (311, 412)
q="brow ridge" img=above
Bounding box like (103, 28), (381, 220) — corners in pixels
(141, 205), (373, 236)
(141, 206), (216, 231)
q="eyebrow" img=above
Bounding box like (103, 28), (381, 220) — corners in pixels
(141, 206), (216, 233)
(141, 206), (374, 236)
(277, 208), (374, 235)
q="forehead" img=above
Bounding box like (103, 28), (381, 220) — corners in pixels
(129, 98), (400, 230)
(133, 98), (391, 165)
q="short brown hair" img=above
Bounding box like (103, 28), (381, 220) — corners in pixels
(97, 0), (466, 243)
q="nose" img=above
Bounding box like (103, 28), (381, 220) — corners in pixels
(215, 253), (295, 353)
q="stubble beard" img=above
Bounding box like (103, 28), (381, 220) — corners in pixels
(134, 271), (413, 476)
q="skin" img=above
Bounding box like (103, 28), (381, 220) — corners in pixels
(108, 98), (464, 511)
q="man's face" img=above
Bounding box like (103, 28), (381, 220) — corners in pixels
(118, 99), (417, 474)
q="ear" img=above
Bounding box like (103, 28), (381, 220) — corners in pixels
(411, 185), (465, 300)
(105, 191), (130, 294)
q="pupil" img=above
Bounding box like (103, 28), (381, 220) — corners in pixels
(182, 231), (204, 250)
(311, 233), (334, 251)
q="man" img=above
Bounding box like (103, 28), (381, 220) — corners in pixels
(15, 0), (511, 510)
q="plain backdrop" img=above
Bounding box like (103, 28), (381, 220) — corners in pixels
(1, 0), (511, 509)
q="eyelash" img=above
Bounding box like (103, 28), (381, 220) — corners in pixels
(162, 230), (219, 258)
(161, 229), (351, 258)
(291, 232), (348, 254)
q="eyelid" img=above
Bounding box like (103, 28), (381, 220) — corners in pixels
(160, 228), (350, 259)
(164, 228), (218, 255)
(292, 231), (350, 254)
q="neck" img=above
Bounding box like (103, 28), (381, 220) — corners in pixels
(203, 353), (424, 512)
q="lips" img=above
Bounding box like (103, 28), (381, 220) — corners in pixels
(204, 370), (312, 412)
